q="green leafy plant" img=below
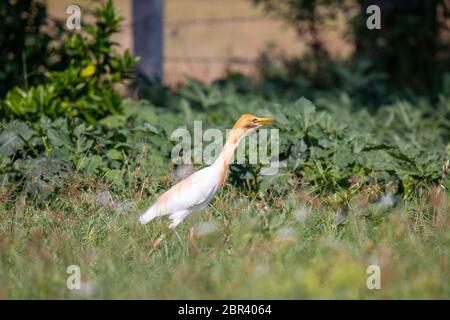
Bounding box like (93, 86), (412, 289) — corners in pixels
(0, 0), (138, 123)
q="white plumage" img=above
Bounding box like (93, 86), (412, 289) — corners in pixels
(139, 165), (221, 228)
(139, 114), (273, 229)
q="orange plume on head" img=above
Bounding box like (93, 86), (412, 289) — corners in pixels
(232, 114), (257, 130)
(227, 113), (274, 145)
(232, 114), (274, 130)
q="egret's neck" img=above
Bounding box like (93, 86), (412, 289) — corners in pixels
(214, 140), (238, 167)
(213, 129), (245, 167)
(213, 129), (246, 186)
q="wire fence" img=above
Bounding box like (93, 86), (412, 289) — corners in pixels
(46, 0), (298, 83)
(163, 1), (276, 82)
(164, 56), (258, 65)
(165, 15), (267, 27)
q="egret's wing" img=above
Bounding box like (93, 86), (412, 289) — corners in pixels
(153, 166), (219, 216)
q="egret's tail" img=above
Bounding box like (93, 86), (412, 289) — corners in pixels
(139, 205), (157, 225)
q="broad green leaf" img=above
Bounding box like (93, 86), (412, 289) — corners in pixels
(107, 149), (123, 160)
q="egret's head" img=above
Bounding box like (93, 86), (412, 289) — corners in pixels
(233, 114), (274, 130)
(229, 114), (274, 142)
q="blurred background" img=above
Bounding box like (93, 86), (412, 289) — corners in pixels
(44, 0), (352, 85)
(2, 0), (450, 96)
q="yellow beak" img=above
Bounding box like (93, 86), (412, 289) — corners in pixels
(255, 117), (274, 126)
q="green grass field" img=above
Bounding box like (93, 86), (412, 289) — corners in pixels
(1, 176), (449, 299)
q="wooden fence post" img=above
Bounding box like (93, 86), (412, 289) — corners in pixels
(132, 0), (163, 82)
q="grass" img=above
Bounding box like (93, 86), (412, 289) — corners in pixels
(1, 174), (448, 299)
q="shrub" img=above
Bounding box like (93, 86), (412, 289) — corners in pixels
(0, 0), (138, 123)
